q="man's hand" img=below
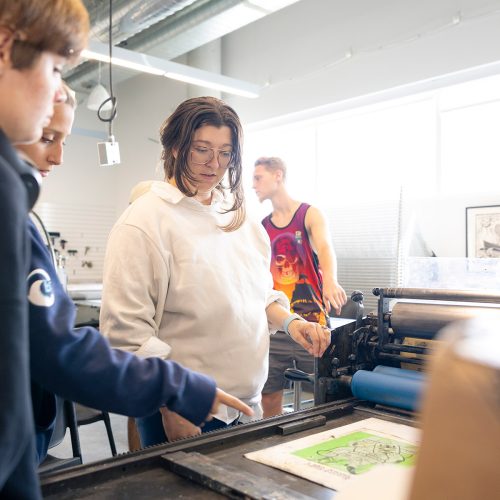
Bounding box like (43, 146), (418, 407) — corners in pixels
(160, 408), (202, 441)
(323, 280), (347, 316)
(288, 320), (331, 357)
(209, 388), (254, 420)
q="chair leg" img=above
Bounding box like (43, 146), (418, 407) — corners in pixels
(102, 412), (117, 456)
(293, 381), (302, 412)
(291, 359), (302, 412)
(64, 400), (83, 463)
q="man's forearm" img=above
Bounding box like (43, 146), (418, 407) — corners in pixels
(317, 245), (338, 282)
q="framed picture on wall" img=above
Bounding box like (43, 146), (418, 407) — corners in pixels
(466, 205), (500, 257)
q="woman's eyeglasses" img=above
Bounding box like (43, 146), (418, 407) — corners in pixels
(190, 146), (233, 168)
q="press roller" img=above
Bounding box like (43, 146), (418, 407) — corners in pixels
(391, 301), (500, 339)
(306, 287), (500, 412)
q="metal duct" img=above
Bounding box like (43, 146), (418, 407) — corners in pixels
(68, 0), (301, 94)
(119, 0), (244, 55)
(84, 0), (199, 44)
(67, 0), (246, 92)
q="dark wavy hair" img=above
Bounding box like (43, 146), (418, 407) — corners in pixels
(0, 0), (89, 69)
(160, 96), (245, 232)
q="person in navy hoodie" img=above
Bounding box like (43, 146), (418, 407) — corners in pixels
(17, 84), (253, 464)
(0, 1), (89, 497)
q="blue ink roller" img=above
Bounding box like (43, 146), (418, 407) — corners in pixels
(351, 368), (424, 411)
(373, 365), (426, 381)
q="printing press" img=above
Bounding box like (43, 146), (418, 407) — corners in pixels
(313, 287), (500, 412)
(41, 287), (500, 499)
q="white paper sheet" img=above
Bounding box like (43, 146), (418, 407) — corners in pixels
(245, 417), (419, 492)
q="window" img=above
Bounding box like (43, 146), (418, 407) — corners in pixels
(244, 70), (500, 301)
(244, 123), (316, 218)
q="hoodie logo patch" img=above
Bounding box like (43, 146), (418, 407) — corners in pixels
(28, 269), (55, 307)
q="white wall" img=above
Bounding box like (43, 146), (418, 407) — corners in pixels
(38, 104), (115, 208)
(39, 73), (189, 214)
(412, 192), (500, 258)
(41, 0), (500, 261)
(109, 74), (189, 210)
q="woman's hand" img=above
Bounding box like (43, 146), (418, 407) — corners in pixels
(288, 320), (331, 357)
(160, 407), (201, 441)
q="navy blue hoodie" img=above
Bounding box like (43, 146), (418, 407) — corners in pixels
(0, 130), (41, 499)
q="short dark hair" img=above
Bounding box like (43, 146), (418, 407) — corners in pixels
(160, 96), (245, 232)
(0, 0), (89, 69)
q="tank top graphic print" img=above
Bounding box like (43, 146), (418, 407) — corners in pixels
(262, 203), (327, 326)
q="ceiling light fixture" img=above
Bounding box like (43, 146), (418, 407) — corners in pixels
(81, 41), (260, 99)
(87, 83), (113, 111)
(87, 62), (113, 112)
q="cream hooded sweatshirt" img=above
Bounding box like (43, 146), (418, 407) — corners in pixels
(100, 181), (288, 423)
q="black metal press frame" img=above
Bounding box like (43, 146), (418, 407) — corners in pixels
(41, 398), (416, 499)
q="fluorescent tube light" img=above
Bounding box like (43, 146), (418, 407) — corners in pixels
(81, 45), (165, 76)
(81, 41), (260, 98)
(163, 70), (259, 98)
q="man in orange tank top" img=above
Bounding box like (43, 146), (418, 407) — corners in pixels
(253, 157), (347, 417)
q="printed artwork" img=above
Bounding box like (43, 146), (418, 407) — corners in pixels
(466, 206), (500, 258)
(245, 418), (419, 492)
(293, 431), (417, 476)
(473, 212), (500, 257)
